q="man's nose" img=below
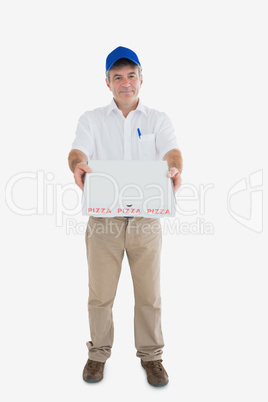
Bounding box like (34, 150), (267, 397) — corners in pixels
(121, 77), (131, 85)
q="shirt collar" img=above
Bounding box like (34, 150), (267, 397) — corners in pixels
(136, 99), (147, 116)
(107, 98), (147, 117)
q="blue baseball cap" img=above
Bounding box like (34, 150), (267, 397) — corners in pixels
(106, 46), (141, 71)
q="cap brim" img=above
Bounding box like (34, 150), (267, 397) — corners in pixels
(107, 57), (140, 71)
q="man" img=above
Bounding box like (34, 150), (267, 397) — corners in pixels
(68, 46), (183, 387)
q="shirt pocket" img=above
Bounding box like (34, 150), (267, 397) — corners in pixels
(138, 134), (156, 160)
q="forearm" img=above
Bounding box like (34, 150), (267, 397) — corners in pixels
(68, 149), (88, 173)
(163, 149), (183, 173)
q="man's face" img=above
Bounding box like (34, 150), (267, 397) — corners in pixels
(106, 65), (143, 106)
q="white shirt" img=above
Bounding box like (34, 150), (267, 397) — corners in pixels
(71, 99), (179, 161)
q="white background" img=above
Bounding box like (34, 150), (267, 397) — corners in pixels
(1, 0), (267, 401)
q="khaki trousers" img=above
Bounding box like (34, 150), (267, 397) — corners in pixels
(85, 216), (164, 362)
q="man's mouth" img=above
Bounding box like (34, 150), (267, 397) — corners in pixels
(119, 88), (133, 93)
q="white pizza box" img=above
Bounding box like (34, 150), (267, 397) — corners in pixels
(82, 160), (176, 218)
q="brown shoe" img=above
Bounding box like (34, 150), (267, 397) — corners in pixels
(82, 359), (105, 383)
(141, 359), (169, 387)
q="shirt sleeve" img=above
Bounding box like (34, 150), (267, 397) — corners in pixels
(71, 112), (94, 159)
(155, 112), (180, 160)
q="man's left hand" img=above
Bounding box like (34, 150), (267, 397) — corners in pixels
(167, 167), (182, 192)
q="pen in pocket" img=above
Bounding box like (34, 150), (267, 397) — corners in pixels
(137, 128), (142, 139)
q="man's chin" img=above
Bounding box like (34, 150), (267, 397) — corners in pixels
(119, 94), (137, 102)
(120, 92), (134, 97)
(115, 94), (139, 106)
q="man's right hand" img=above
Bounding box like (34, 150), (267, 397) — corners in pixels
(74, 162), (92, 190)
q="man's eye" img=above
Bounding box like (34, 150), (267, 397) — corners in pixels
(115, 77), (121, 80)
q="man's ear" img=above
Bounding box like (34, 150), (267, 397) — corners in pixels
(105, 78), (111, 91)
(140, 74), (143, 87)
